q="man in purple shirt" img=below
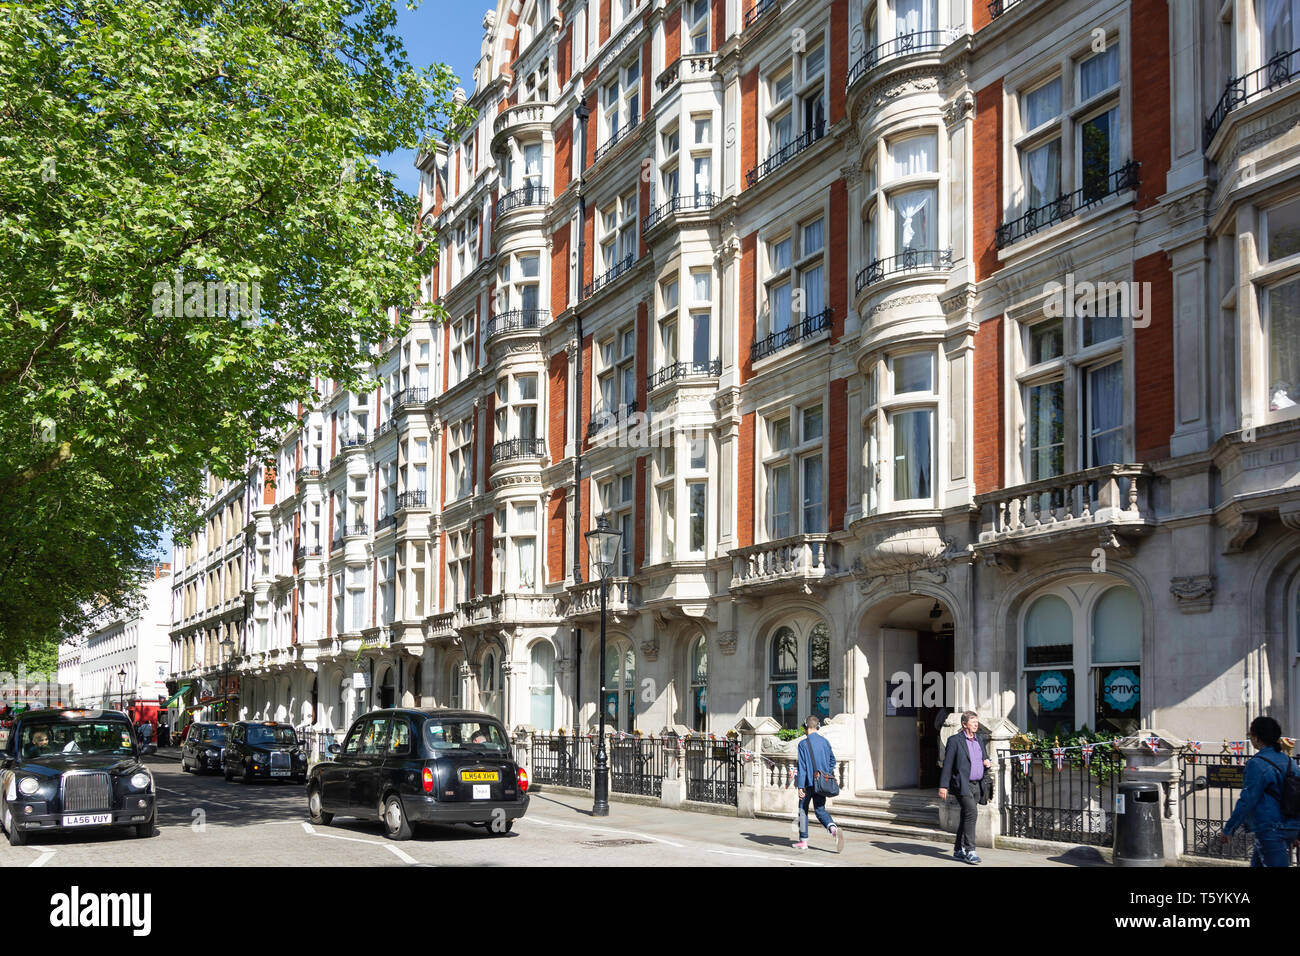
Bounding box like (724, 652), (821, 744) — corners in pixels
(939, 711), (992, 864)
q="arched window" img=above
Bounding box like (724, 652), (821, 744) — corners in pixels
(807, 623), (830, 719)
(769, 627), (799, 729)
(529, 642), (555, 731)
(1024, 593), (1074, 735)
(690, 636), (708, 731)
(480, 650), (503, 718)
(1021, 581), (1143, 735)
(604, 641), (636, 732)
(1091, 585), (1141, 734)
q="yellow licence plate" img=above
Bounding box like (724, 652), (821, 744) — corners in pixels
(460, 771), (499, 782)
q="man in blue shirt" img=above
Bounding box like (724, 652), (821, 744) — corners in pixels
(793, 714), (844, 852)
(1220, 716), (1300, 867)
(939, 710), (991, 864)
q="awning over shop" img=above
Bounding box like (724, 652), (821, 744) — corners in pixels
(163, 682), (194, 709)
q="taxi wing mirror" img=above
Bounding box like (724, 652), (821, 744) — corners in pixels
(327, 743), (341, 755)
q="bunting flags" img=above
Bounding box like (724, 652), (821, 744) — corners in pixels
(1144, 734), (1161, 754)
(1186, 740), (1202, 764)
(1081, 741), (1094, 766)
(1017, 752), (1033, 773)
(1051, 746), (1066, 770)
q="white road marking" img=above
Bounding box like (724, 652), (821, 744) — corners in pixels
(706, 847), (823, 866)
(301, 821), (419, 865)
(522, 814), (684, 847)
(27, 845), (55, 868)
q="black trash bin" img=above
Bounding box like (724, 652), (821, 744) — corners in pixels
(1113, 780), (1165, 866)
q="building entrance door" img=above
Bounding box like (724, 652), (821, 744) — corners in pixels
(917, 624), (953, 789)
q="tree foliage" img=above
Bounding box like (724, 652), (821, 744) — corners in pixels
(0, 0), (469, 657)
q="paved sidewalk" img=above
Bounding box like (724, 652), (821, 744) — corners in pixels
(526, 787), (1107, 867)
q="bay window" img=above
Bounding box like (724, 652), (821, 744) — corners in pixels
(446, 529), (473, 607)
(762, 400), (825, 539)
(446, 418), (473, 501)
(686, 0), (709, 53)
(494, 501), (538, 591)
(1256, 196), (1300, 417)
(598, 472), (635, 576)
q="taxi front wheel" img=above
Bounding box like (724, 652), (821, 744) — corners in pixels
(382, 795), (412, 841)
(3, 805), (28, 847)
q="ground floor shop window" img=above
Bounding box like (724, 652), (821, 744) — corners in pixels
(768, 618), (833, 729)
(690, 635), (708, 731)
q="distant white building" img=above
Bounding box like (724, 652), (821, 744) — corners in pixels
(59, 565), (173, 727)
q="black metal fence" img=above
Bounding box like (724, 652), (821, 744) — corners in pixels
(1179, 748), (1300, 862)
(610, 736), (671, 797)
(530, 733), (595, 789)
(995, 160), (1140, 248)
(684, 737), (740, 806)
(1000, 747), (1122, 847)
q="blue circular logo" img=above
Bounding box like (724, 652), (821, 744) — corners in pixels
(1102, 668), (1139, 712)
(776, 683), (796, 710)
(816, 685), (830, 716)
(1034, 672), (1069, 711)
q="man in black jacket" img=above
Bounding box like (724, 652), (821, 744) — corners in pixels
(939, 710), (992, 864)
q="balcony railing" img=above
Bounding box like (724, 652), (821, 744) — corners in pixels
(376, 514), (396, 532)
(975, 464), (1153, 545)
(486, 309), (548, 340)
(642, 193), (717, 234)
(392, 387), (428, 410)
(846, 30), (950, 88)
(396, 490), (427, 510)
(492, 437), (547, 463)
(568, 577), (640, 619)
(1205, 49), (1300, 146)
(586, 401), (639, 439)
(293, 544), (323, 564)
(743, 0), (780, 29)
(731, 535), (839, 593)
(593, 112), (640, 165)
(646, 358), (720, 392)
(855, 248), (953, 294)
(750, 307), (832, 362)
(583, 253), (635, 299)
(746, 122), (825, 187)
(656, 61), (681, 93)
(987, 0), (1027, 18)
(995, 160), (1140, 249)
(339, 434), (368, 450)
(496, 185), (550, 219)
(374, 419), (399, 441)
(331, 523), (369, 549)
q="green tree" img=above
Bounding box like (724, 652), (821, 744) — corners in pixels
(0, 0), (470, 658)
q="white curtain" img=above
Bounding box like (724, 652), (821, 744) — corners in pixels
(892, 188), (934, 251)
(889, 134), (936, 178)
(770, 281), (792, 333)
(1092, 586), (1141, 663)
(1025, 141), (1060, 208)
(529, 643), (554, 731)
(892, 408), (933, 500)
(1268, 280), (1300, 409)
(1260, 0), (1299, 60)
(1023, 78), (1061, 130)
(1080, 48), (1118, 100)
(802, 263), (825, 318)
(1087, 362), (1124, 466)
(894, 0), (935, 36)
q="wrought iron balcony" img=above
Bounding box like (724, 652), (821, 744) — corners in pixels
(855, 248), (953, 294)
(496, 185), (550, 219)
(987, 0), (1027, 18)
(486, 309), (548, 340)
(750, 307), (832, 362)
(731, 535), (840, 596)
(374, 419), (399, 441)
(646, 359), (720, 392)
(745, 122), (826, 187)
(392, 387), (428, 410)
(293, 544), (323, 564)
(492, 437), (547, 463)
(995, 160), (1140, 249)
(582, 253), (635, 300)
(642, 193), (717, 234)
(339, 434), (368, 450)
(1205, 49), (1300, 146)
(846, 30), (950, 88)
(586, 401), (638, 440)
(331, 523), (369, 549)
(376, 514), (396, 532)
(396, 490), (427, 510)
(593, 112), (640, 165)
(743, 0), (780, 29)
(975, 464), (1155, 556)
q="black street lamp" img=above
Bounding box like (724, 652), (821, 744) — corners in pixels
(584, 514), (622, 817)
(117, 667), (127, 712)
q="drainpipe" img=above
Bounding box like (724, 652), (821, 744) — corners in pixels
(572, 98), (590, 731)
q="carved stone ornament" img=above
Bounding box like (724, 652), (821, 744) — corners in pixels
(640, 635), (659, 662)
(1223, 513), (1260, 554)
(942, 90), (975, 128)
(717, 631), (737, 655)
(1169, 575), (1215, 614)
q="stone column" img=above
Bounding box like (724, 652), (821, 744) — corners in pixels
(1117, 729), (1187, 865)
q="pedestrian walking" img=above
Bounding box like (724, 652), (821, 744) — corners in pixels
(792, 714), (844, 852)
(939, 710), (993, 864)
(1220, 716), (1300, 867)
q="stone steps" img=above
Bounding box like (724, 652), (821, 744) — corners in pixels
(759, 788), (952, 843)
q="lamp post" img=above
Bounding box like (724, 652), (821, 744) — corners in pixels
(117, 668), (127, 712)
(220, 637), (234, 718)
(584, 514), (622, 817)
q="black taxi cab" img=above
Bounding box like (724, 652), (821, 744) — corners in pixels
(0, 708), (156, 845)
(181, 721), (231, 774)
(221, 720), (307, 784)
(307, 708), (529, 840)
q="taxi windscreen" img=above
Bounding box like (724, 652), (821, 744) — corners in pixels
(19, 719), (135, 758)
(423, 719), (508, 752)
(247, 725), (297, 746)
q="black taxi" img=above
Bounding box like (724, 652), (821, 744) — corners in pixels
(307, 708), (529, 840)
(221, 720), (307, 784)
(181, 721), (231, 774)
(0, 708), (156, 845)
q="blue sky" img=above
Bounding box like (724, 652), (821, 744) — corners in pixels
(379, 0), (487, 196)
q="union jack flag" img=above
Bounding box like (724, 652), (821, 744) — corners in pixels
(1186, 740), (1202, 764)
(1052, 746), (1066, 770)
(1017, 753), (1033, 774)
(1228, 740), (1246, 762)
(1144, 734), (1160, 754)
(1081, 742), (1095, 766)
